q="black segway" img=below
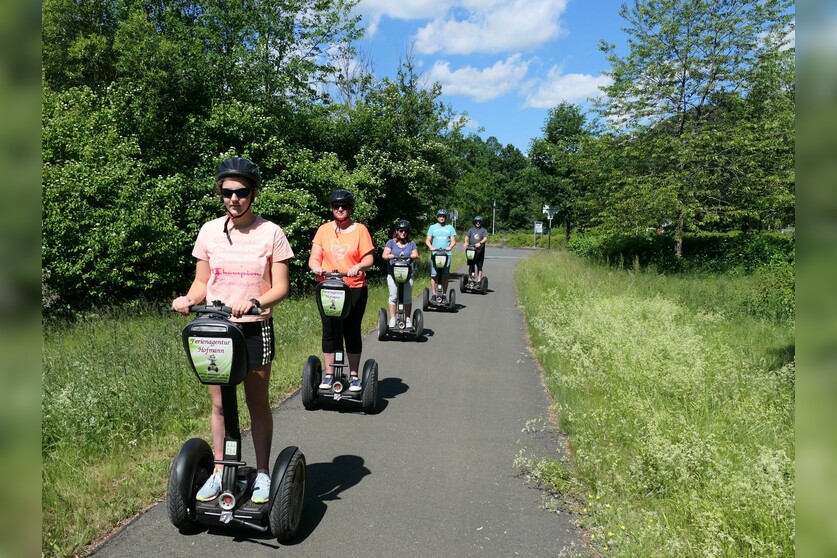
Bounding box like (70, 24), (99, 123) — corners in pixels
(301, 272), (379, 414)
(422, 249), (456, 312)
(167, 302), (305, 541)
(459, 246), (489, 294)
(378, 255), (424, 341)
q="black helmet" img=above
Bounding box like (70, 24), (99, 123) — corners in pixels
(329, 189), (355, 208)
(473, 215), (483, 224)
(216, 157), (261, 187)
(396, 219), (411, 230)
(436, 209), (448, 217)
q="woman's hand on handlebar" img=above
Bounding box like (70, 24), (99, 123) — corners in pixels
(171, 296), (193, 315)
(346, 265), (363, 277)
(229, 299), (261, 318)
(310, 266), (324, 276)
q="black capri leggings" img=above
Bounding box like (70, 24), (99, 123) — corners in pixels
(470, 250), (486, 271)
(320, 285), (368, 354)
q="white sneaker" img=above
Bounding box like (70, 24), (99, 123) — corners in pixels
(251, 471), (271, 504)
(405, 318), (412, 328)
(388, 317), (396, 328)
(348, 376), (362, 392)
(196, 470), (222, 502)
(318, 374), (334, 389)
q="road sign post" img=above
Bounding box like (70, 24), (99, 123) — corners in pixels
(542, 205), (556, 250)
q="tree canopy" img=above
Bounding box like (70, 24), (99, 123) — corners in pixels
(42, 0), (795, 311)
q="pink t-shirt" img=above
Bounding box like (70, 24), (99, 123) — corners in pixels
(312, 222), (375, 289)
(192, 216), (294, 322)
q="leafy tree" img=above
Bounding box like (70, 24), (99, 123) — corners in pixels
(529, 102), (590, 239)
(451, 134), (530, 232)
(322, 53), (465, 245)
(597, 0), (794, 256)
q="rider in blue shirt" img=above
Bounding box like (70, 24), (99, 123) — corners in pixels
(424, 209), (457, 301)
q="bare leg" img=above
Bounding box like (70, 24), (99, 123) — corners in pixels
(208, 385), (224, 471)
(389, 303), (396, 319)
(243, 364), (272, 471)
(323, 352), (335, 375)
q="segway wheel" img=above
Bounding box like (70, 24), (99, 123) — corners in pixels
(361, 359), (378, 414)
(480, 277), (488, 294)
(269, 446), (306, 541)
(448, 289), (456, 311)
(459, 275), (466, 293)
(412, 309), (424, 341)
(377, 308), (388, 341)
(422, 288), (430, 311)
(301, 356), (321, 410)
(166, 438), (213, 531)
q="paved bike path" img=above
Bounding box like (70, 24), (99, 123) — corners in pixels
(91, 247), (578, 557)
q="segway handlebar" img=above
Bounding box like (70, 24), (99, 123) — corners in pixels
(184, 301), (263, 318)
(312, 270), (364, 279)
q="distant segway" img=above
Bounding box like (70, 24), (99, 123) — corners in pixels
(378, 255), (424, 341)
(459, 246), (489, 294)
(301, 272), (379, 414)
(422, 249), (456, 312)
(167, 302), (305, 541)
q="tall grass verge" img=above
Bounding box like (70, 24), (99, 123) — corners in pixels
(41, 248), (466, 557)
(516, 252), (794, 557)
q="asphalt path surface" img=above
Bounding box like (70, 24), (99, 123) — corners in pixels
(91, 247), (578, 557)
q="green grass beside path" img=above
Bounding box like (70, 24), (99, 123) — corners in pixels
(42, 251), (463, 558)
(515, 251), (794, 557)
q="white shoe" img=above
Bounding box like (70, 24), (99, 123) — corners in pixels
(196, 471), (222, 502)
(318, 374), (334, 389)
(405, 318), (412, 328)
(251, 471), (271, 504)
(388, 317), (396, 328)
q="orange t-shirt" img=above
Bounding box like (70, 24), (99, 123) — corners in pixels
(312, 222), (375, 289)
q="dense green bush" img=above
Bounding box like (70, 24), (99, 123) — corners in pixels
(567, 231), (795, 274)
(747, 257), (795, 325)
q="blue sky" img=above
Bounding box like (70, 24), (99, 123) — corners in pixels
(351, 0), (627, 152)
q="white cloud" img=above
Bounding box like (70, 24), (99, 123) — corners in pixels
(358, 0), (451, 20)
(356, 0), (568, 54)
(414, 0), (568, 55)
(427, 54), (532, 102)
(523, 67), (612, 108)
(356, 0), (451, 36)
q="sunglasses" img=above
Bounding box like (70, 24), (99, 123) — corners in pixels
(397, 228), (407, 233)
(331, 203), (350, 210)
(221, 187), (252, 199)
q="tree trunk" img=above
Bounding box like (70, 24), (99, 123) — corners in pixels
(675, 209), (684, 258)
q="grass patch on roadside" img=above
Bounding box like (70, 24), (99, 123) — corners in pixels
(516, 251), (794, 557)
(492, 230), (567, 250)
